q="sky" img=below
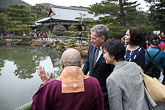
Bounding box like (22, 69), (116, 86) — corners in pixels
(22, 0), (149, 12)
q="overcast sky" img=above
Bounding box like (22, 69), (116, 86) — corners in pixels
(22, 0), (149, 11)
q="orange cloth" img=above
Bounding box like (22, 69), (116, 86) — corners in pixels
(56, 66), (89, 93)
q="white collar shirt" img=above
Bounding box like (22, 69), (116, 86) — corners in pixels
(96, 46), (103, 62)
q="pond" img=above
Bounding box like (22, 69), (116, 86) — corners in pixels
(0, 45), (77, 110)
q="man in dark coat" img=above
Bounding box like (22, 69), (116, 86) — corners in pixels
(82, 24), (114, 110)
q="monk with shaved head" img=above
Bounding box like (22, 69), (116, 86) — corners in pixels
(31, 48), (104, 110)
(61, 48), (82, 67)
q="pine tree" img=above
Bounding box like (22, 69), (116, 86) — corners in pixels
(7, 4), (36, 25)
(88, 0), (142, 26)
(7, 4), (37, 35)
(0, 13), (8, 32)
(144, 0), (165, 32)
(31, 4), (48, 19)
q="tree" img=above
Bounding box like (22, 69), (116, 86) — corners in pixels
(68, 23), (77, 32)
(75, 13), (93, 31)
(88, 2), (119, 25)
(119, 0), (126, 26)
(0, 0), (31, 8)
(7, 4), (37, 35)
(144, 0), (165, 32)
(7, 4), (37, 24)
(0, 13), (8, 33)
(127, 5), (151, 26)
(7, 21), (31, 35)
(52, 24), (66, 36)
(31, 4), (48, 20)
(88, 0), (142, 26)
(124, 1), (140, 26)
(0, 7), (7, 13)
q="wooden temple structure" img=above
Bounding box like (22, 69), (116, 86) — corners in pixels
(36, 5), (104, 32)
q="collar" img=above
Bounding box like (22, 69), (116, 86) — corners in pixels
(56, 66), (89, 93)
(114, 61), (128, 71)
(99, 46), (103, 51)
(150, 46), (158, 48)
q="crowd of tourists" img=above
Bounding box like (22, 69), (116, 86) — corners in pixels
(0, 31), (49, 39)
(29, 32), (48, 38)
(30, 24), (165, 110)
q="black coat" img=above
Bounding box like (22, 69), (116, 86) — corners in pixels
(82, 43), (114, 110)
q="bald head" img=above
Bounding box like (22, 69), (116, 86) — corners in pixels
(61, 48), (81, 67)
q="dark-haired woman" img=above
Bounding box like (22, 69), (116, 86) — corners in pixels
(103, 39), (152, 110)
(145, 35), (165, 83)
(124, 28), (145, 68)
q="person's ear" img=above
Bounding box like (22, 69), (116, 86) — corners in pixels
(101, 36), (105, 42)
(60, 60), (64, 69)
(79, 59), (83, 67)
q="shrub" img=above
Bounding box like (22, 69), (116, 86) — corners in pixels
(56, 42), (65, 50)
(11, 36), (34, 41)
(67, 38), (77, 47)
(52, 24), (66, 36)
(107, 26), (127, 39)
(136, 25), (154, 33)
(55, 40), (60, 44)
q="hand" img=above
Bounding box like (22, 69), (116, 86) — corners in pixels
(37, 66), (52, 84)
(121, 36), (125, 44)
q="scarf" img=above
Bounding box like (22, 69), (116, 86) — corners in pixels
(56, 66), (89, 93)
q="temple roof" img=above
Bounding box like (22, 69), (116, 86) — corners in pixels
(37, 5), (104, 23)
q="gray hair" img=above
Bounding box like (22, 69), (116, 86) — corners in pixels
(90, 24), (109, 41)
(61, 48), (81, 67)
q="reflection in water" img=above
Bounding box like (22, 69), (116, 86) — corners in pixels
(0, 59), (4, 76)
(0, 45), (62, 109)
(0, 45), (62, 79)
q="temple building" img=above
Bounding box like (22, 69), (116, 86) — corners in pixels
(36, 5), (104, 31)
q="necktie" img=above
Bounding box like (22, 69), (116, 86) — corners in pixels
(93, 47), (100, 67)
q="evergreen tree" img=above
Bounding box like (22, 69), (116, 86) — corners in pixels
(6, 4), (37, 35)
(52, 24), (66, 36)
(144, 0), (165, 32)
(7, 4), (36, 25)
(0, 0), (31, 8)
(31, 4), (48, 19)
(88, 0), (143, 26)
(0, 13), (8, 33)
(0, 7), (8, 13)
(134, 11), (151, 26)
(75, 13), (93, 31)
(88, 2), (119, 25)
(68, 24), (77, 32)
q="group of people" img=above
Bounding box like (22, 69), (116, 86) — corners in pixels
(31, 24), (165, 110)
(0, 32), (15, 37)
(116, 28), (165, 83)
(29, 31), (49, 41)
(158, 32), (165, 52)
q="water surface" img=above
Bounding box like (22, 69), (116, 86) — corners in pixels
(0, 45), (62, 110)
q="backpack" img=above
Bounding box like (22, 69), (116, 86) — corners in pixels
(144, 49), (161, 79)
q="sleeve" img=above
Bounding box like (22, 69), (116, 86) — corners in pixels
(31, 83), (54, 110)
(106, 78), (123, 110)
(82, 44), (91, 75)
(161, 51), (165, 67)
(136, 47), (145, 69)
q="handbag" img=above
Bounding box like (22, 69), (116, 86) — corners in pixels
(136, 65), (165, 105)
